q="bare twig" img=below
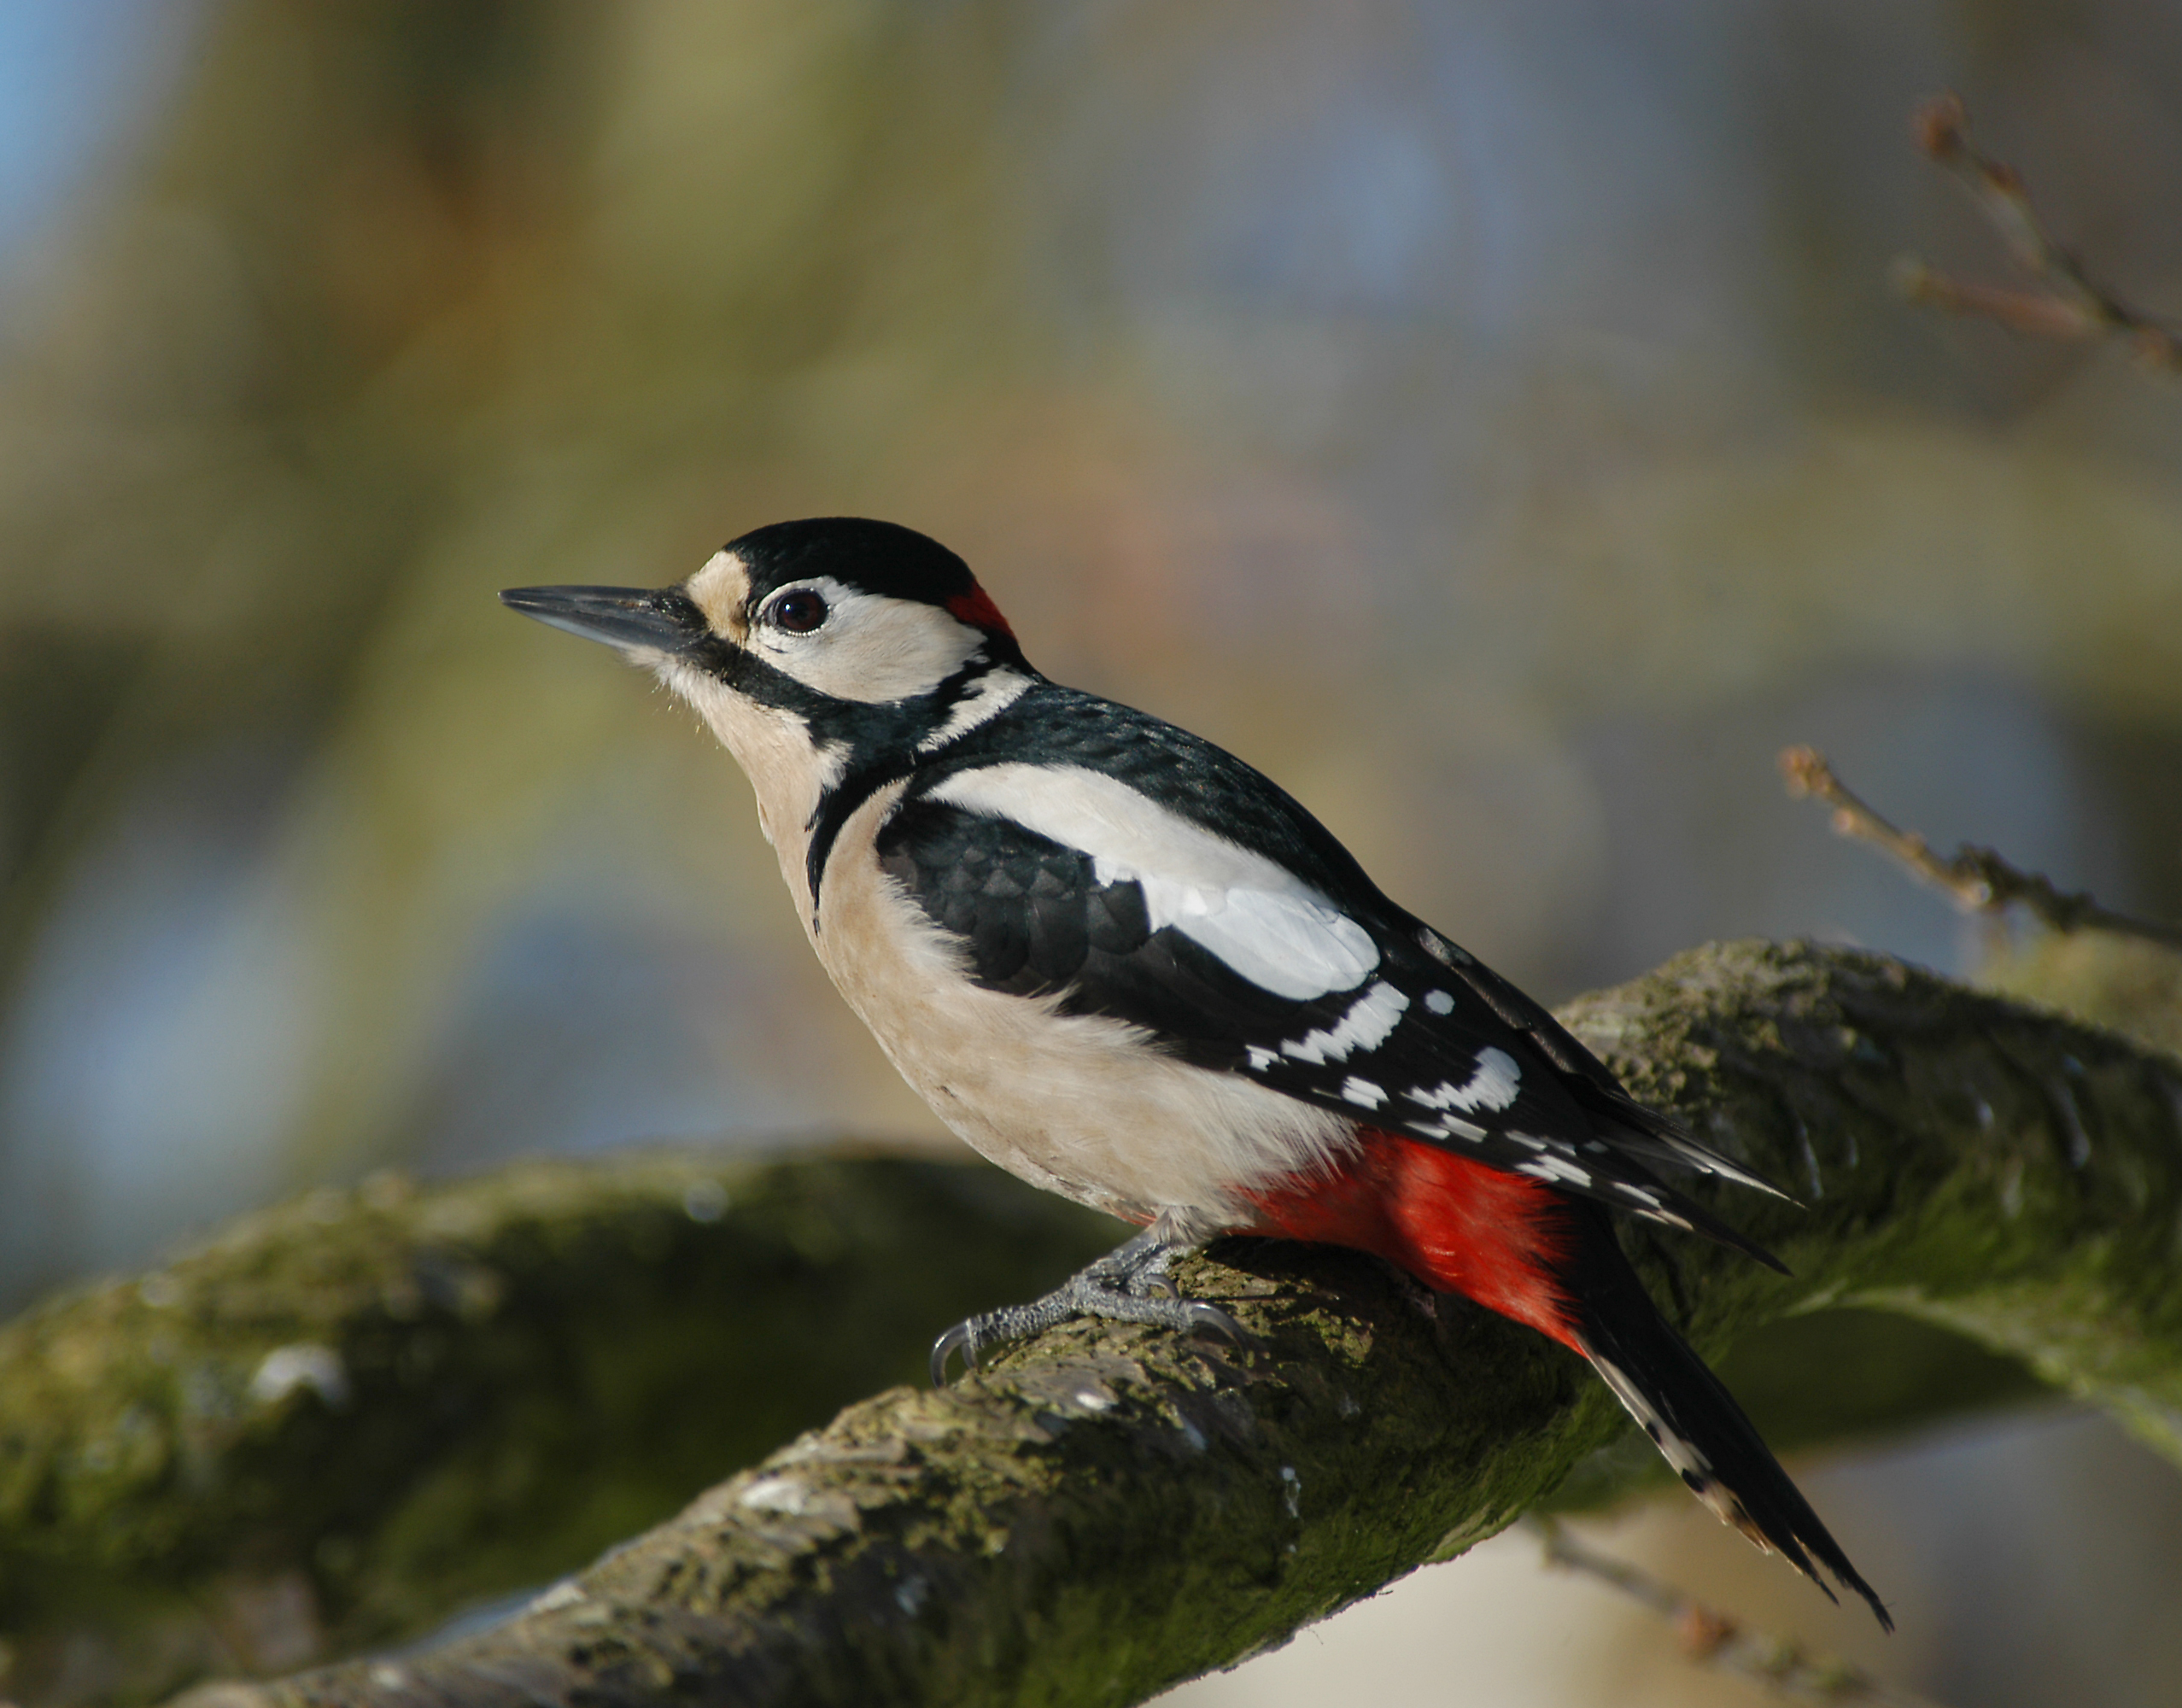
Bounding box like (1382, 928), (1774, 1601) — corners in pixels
(1896, 91), (2182, 372)
(1778, 746), (2182, 950)
(1531, 1518), (1945, 1708)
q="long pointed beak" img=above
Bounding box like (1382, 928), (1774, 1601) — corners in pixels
(499, 585), (710, 656)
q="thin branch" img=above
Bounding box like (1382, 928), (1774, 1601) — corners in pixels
(1530, 1518), (1945, 1708)
(1895, 91), (2182, 372)
(1779, 746), (2182, 951)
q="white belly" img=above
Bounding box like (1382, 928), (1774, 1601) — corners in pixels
(803, 787), (1354, 1236)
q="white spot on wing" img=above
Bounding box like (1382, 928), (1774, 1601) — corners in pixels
(1424, 989), (1454, 1016)
(1282, 981), (1409, 1065)
(1516, 1153), (1593, 1187)
(1407, 1046), (1522, 1114)
(1339, 1076), (1386, 1108)
(929, 763), (1379, 1000)
(1405, 1115), (1485, 1143)
(1246, 1045), (1278, 1071)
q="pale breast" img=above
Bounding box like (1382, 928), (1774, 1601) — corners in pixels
(804, 786), (1354, 1233)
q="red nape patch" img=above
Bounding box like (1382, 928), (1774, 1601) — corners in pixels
(945, 584), (1015, 640)
(1239, 1132), (1582, 1351)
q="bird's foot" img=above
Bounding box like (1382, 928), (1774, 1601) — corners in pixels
(930, 1228), (1242, 1383)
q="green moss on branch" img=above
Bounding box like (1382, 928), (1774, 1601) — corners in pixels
(0, 1152), (1116, 1701)
(171, 940), (2182, 1708)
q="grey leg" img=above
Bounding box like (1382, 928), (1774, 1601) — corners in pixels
(930, 1229), (1243, 1384)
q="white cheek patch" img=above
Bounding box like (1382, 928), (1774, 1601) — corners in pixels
(754, 581), (986, 705)
(1280, 981), (1409, 1066)
(1407, 1045), (1522, 1114)
(928, 763), (1379, 1002)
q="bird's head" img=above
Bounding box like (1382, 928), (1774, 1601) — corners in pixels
(502, 518), (1033, 796)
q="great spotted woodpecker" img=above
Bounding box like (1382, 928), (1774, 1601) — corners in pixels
(503, 516), (1888, 1627)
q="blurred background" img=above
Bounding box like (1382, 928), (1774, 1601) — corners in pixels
(0, 2), (2177, 1702)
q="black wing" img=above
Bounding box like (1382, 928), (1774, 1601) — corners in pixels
(1408, 925), (1792, 1195)
(875, 794), (1785, 1266)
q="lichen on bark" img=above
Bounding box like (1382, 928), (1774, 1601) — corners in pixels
(137, 939), (2180, 1708)
(0, 1152), (1117, 1702)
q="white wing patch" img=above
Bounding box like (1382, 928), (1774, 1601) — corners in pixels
(928, 763), (1378, 1000)
(1173, 886), (1378, 1002)
(1281, 980), (1409, 1065)
(1406, 1045), (1522, 1114)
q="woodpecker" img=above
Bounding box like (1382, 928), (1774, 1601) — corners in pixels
(503, 516), (1888, 1628)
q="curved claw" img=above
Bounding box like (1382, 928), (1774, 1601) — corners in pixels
(1138, 1273), (1179, 1300)
(1182, 1301), (1244, 1343)
(930, 1321), (980, 1387)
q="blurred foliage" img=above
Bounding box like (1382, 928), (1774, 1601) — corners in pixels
(1981, 929), (2182, 1059)
(0, 2), (2178, 1302)
(0, 7), (2173, 1705)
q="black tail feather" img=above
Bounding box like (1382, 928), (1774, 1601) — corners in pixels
(1563, 1203), (1892, 1631)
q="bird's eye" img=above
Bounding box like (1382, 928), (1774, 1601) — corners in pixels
(769, 589), (828, 635)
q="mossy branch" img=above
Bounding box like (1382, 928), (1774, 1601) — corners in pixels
(126, 939), (2180, 1708)
(0, 1154), (1119, 1701)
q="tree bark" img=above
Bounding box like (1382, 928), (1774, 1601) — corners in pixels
(143, 939), (2180, 1708)
(0, 1153), (1117, 1702)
